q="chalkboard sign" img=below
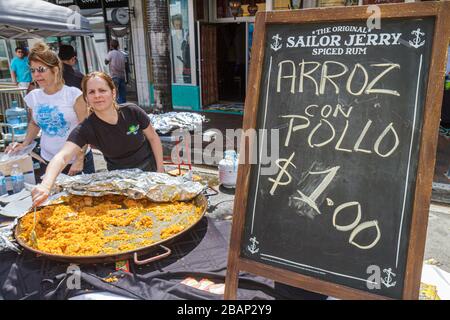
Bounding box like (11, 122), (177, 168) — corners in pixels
(225, 2), (450, 300)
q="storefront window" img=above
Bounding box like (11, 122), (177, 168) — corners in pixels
(274, 0), (291, 10)
(0, 40), (11, 81)
(170, 0), (192, 84)
(216, 0), (232, 18)
(216, 0), (266, 18)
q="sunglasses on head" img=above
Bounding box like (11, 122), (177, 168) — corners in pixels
(30, 66), (49, 73)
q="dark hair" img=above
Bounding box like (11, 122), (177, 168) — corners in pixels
(110, 39), (119, 50)
(15, 47), (25, 52)
(58, 44), (76, 60)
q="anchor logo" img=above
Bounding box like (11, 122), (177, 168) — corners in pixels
(247, 236), (259, 254)
(381, 268), (397, 288)
(271, 34), (282, 52)
(409, 28), (425, 49)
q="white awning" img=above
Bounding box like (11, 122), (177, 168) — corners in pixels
(0, 0), (92, 39)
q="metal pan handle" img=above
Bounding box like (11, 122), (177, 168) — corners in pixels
(204, 186), (219, 198)
(133, 245), (171, 265)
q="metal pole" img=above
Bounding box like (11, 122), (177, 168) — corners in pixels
(81, 36), (89, 73)
(101, 0), (111, 50)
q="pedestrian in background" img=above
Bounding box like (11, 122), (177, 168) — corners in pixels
(58, 44), (84, 90)
(10, 46), (32, 88)
(105, 39), (127, 104)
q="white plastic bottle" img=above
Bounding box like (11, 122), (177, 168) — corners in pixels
(10, 164), (24, 194)
(219, 150), (238, 188)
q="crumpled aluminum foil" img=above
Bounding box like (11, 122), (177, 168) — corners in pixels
(148, 112), (206, 134)
(55, 169), (206, 202)
(0, 220), (21, 253)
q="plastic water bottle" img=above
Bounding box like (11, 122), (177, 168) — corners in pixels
(6, 100), (28, 135)
(10, 164), (24, 194)
(0, 171), (7, 196)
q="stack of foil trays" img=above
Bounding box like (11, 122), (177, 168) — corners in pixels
(0, 223), (21, 253)
(148, 112), (206, 135)
(55, 169), (206, 202)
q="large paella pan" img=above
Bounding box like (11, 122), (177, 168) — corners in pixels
(14, 193), (208, 264)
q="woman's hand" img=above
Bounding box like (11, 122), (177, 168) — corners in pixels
(31, 184), (51, 208)
(157, 166), (165, 173)
(5, 142), (27, 154)
(68, 159), (84, 176)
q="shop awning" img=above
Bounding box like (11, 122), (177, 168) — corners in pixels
(0, 0), (92, 39)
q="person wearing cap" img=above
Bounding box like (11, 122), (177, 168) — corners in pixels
(58, 44), (84, 90)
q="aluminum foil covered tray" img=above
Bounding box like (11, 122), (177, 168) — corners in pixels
(148, 112), (206, 134)
(55, 169), (206, 202)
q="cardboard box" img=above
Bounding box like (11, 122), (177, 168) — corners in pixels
(0, 154), (36, 191)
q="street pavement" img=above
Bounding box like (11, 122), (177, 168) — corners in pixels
(425, 204), (450, 272)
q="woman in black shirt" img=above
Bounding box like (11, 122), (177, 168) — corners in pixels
(32, 71), (164, 206)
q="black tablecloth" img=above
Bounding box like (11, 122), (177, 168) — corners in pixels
(0, 217), (326, 300)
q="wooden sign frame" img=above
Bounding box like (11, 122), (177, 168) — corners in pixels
(225, 1), (450, 300)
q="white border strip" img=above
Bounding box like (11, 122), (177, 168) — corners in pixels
(251, 55), (273, 234)
(261, 254), (377, 285)
(396, 53), (423, 268)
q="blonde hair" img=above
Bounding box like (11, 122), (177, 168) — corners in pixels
(81, 71), (120, 111)
(28, 42), (64, 87)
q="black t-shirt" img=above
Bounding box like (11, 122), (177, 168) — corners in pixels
(62, 63), (84, 90)
(68, 103), (156, 171)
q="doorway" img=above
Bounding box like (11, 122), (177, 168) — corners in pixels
(199, 22), (246, 112)
(217, 23), (246, 103)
